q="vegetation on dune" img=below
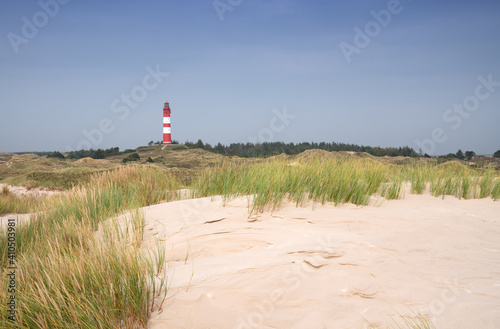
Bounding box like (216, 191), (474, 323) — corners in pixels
(0, 155), (116, 190)
(66, 146), (121, 159)
(46, 151), (65, 159)
(3, 143), (498, 191)
(0, 149), (499, 328)
(0, 147), (228, 191)
(194, 156), (500, 214)
(365, 310), (436, 329)
(122, 152), (141, 163)
(0, 185), (46, 215)
(0, 166), (180, 328)
(194, 156), (382, 213)
(1, 212), (167, 328)
(1, 166), (182, 265)
(4, 167), (110, 190)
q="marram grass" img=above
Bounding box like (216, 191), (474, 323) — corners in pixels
(0, 166), (179, 328)
(194, 157), (499, 214)
(1, 166), (181, 266)
(0, 185), (46, 215)
(1, 211), (166, 328)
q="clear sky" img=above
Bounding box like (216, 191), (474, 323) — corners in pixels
(1, 0), (499, 155)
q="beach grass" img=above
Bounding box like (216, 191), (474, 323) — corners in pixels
(0, 185), (46, 215)
(365, 311), (436, 329)
(194, 156), (499, 214)
(0, 166), (180, 328)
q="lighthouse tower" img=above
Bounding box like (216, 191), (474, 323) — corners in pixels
(162, 101), (172, 145)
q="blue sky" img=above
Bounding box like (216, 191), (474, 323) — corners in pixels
(0, 0), (499, 155)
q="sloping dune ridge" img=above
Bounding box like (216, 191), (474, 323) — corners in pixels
(141, 190), (500, 329)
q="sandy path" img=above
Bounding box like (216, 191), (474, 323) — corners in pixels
(142, 192), (500, 329)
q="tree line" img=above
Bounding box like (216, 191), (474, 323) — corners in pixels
(36, 142), (500, 160)
(185, 140), (420, 158)
(47, 147), (128, 160)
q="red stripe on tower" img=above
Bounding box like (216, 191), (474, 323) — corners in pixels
(162, 101), (172, 145)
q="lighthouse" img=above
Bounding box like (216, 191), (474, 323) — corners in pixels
(163, 101), (172, 145)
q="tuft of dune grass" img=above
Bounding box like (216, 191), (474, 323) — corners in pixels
(364, 310), (436, 329)
(194, 157), (499, 215)
(0, 185), (46, 215)
(0, 166), (179, 328)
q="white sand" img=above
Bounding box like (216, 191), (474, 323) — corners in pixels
(0, 183), (60, 198)
(0, 183), (59, 229)
(140, 192), (500, 328)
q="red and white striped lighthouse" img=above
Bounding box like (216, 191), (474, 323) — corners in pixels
(162, 101), (172, 145)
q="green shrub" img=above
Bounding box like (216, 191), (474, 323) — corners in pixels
(46, 151), (65, 159)
(122, 153), (140, 163)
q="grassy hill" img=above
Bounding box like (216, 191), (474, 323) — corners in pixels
(0, 146), (244, 189)
(1, 145), (498, 190)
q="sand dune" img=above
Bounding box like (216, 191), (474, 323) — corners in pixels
(140, 192), (500, 328)
(0, 183), (60, 198)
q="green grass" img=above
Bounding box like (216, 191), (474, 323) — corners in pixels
(2, 167), (110, 190)
(194, 157), (388, 214)
(194, 156), (499, 214)
(407, 163), (429, 194)
(0, 186), (46, 215)
(492, 178), (500, 200)
(0, 166), (180, 328)
(1, 211), (166, 328)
